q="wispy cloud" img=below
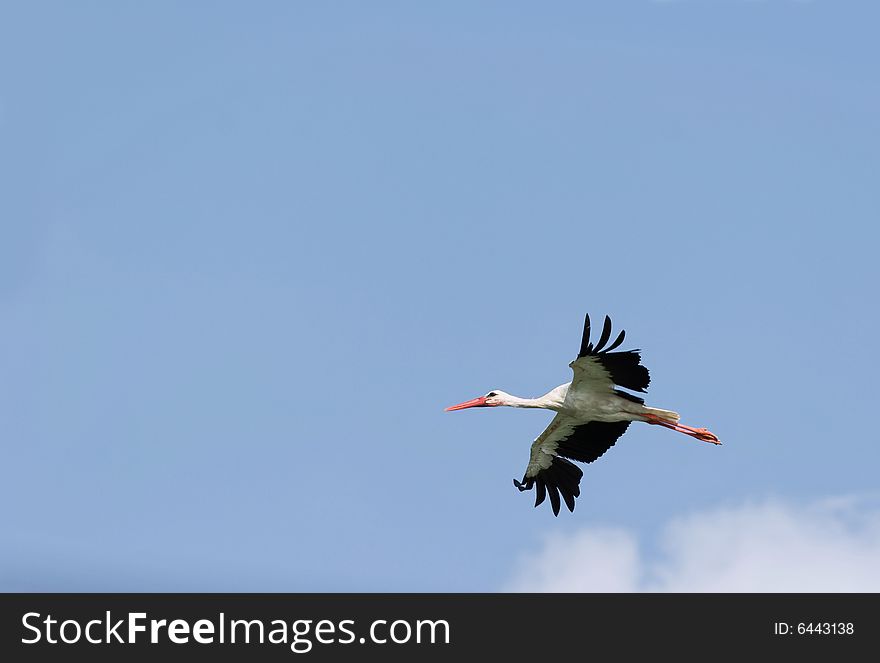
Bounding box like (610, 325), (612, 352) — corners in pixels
(505, 497), (880, 592)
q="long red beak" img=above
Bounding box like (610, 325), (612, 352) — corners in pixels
(445, 396), (490, 411)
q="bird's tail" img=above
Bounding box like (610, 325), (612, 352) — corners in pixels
(641, 406), (680, 423)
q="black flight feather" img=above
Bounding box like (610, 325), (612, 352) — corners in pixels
(593, 315), (613, 353)
(534, 480), (546, 507)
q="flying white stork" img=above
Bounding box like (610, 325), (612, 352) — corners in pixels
(445, 314), (720, 516)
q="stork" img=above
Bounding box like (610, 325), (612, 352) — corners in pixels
(445, 314), (720, 516)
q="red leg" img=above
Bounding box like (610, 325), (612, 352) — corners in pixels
(642, 414), (721, 445)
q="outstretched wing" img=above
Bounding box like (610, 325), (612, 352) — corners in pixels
(514, 414), (632, 516)
(569, 314), (650, 395)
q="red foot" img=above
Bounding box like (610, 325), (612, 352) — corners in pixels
(643, 414), (721, 445)
(689, 428), (721, 445)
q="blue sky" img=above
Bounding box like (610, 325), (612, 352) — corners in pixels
(2, 1), (878, 591)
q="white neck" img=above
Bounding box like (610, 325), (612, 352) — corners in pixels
(505, 395), (546, 408)
(503, 388), (566, 411)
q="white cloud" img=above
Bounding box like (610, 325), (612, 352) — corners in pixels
(505, 497), (880, 592)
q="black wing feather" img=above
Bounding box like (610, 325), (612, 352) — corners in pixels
(594, 351), (650, 392)
(578, 313), (592, 357)
(518, 456), (584, 516)
(546, 483), (561, 516)
(535, 480), (546, 507)
(560, 484), (576, 513)
(556, 421), (631, 464)
(593, 315), (613, 352)
(614, 389), (645, 405)
(605, 329), (626, 352)
(576, 314), (650, 392)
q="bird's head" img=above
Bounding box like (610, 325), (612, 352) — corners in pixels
(445, 390), (511, 411)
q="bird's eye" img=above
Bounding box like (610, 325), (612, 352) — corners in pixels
(487, 392), (497, 397)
